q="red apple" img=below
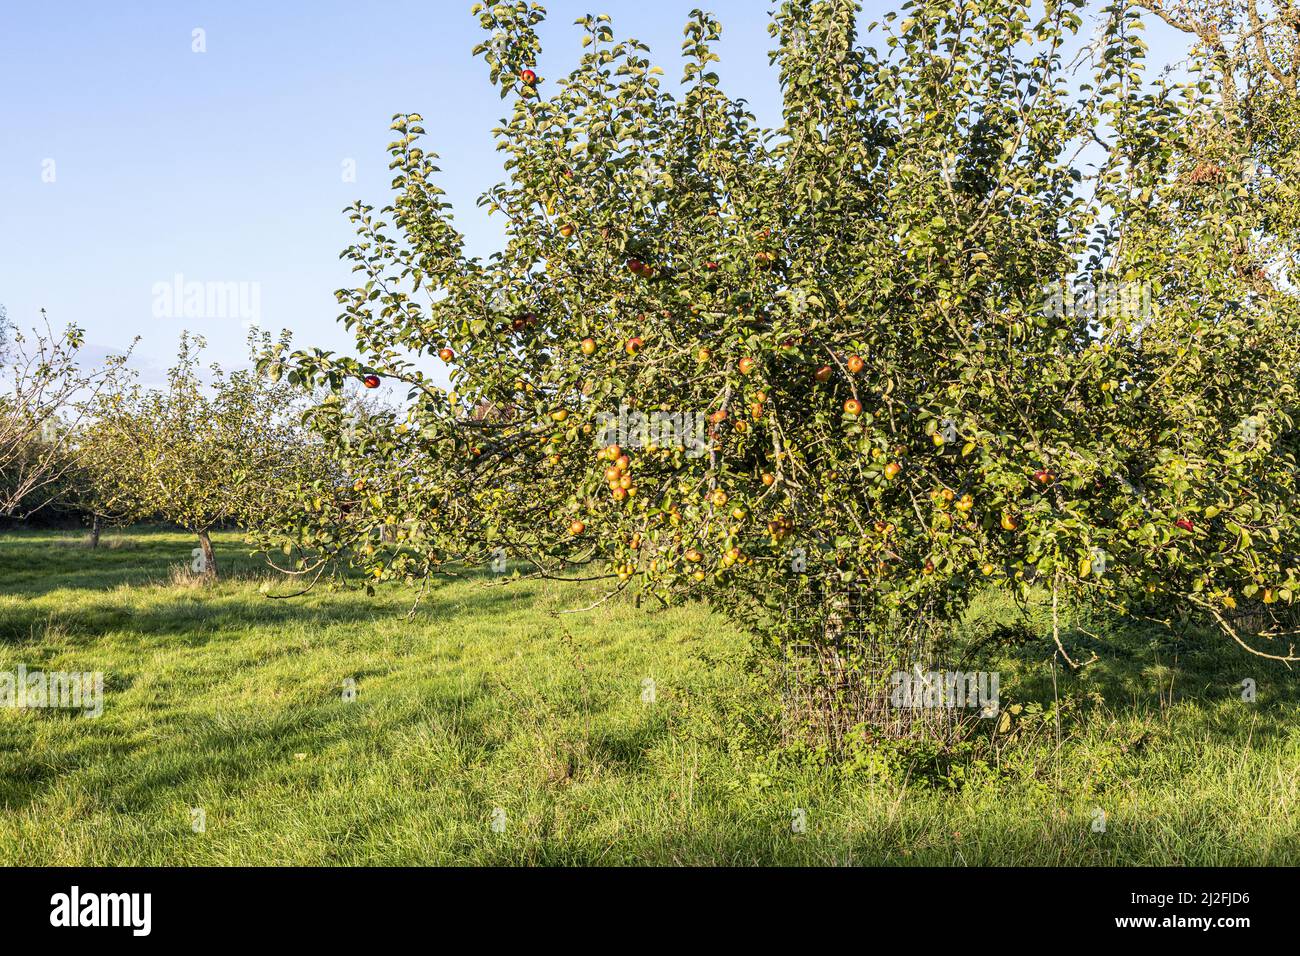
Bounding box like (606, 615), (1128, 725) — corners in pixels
(847, 355), (865, 374)
(580, 337), (596, 355)
(438, 347), (454, 362)
(738, 357), (756, 375)
(1176, 517), (1195, 532)
(520, 69), (537, 85)
(814, 365), (832, 383)
(625, 336), (644, 355)
(362, 374), (380, 389)
(844, 398), (863, 416)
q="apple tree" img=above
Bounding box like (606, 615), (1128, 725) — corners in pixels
(264, 0), (1300, 730)
(88, 333), (320, 578)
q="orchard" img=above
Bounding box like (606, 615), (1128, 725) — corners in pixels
(261, 0), (1300, 735)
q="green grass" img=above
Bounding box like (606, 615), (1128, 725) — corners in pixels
(1, 526), (1297, 865)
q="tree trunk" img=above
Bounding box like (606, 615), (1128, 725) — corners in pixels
(89, 515), (101, 549)
(197, 530), (218, 580)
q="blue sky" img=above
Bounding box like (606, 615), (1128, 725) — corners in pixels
(1, 2), (1188, 383)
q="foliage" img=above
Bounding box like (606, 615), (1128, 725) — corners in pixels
(261, 0), (1300, 686)
(85, 333), (321, 576)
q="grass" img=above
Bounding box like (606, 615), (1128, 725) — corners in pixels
(1, 526), (1297, 865)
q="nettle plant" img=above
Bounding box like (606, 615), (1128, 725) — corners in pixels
(265, 0), (1300, 695)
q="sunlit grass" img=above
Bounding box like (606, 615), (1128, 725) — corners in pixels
(1, 527), (1296, 864)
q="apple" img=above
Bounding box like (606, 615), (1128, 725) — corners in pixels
(709, 409), (727, 424)
(738, 357), (756, 375)
(705, 261), (719, 271)
(685, 549), (703, 563)
(613, 487), (628, 501)
(605, 466), (621, 483)
(697, 347), (713, 363)
(362, 374), (381, 389)
(626, 258), (645, 275)
(605, 444), (622, 461)
(568, 520), (585, 536)
(922, 560), (935, 575)
(520, 69), (537, 85)
(438, 348), (454, 362)
(750, 403), (764, 420)
(625, 337), (644, 355)
(615, 454), (630, 471)
(761, 472), (775, 486)
(847, 355), (865, 374)
(955, 494), (974, 513)
(550, 409), (568, 423)
(580, 337), (597, 356)
(814, 365), (833, 383)
(1033, 469), (1053, 484)
(755, 251), (775, 269)
(884, 462), (901, 480)
(1001, 513), (1019, 531)
(559, 224), (575, 238)
(711, 489), (729, 507)
(1175, 517), (1195, 532)
(844, 399), (863, 416)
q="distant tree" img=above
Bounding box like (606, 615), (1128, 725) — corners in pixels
(86, 333), (318, 578)
(0, 307), (134, 520)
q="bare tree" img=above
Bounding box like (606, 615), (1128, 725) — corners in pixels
(0, 307), (135, 519)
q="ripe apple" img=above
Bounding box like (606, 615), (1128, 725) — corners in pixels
(705, 261), (719, 271)
(922, 560), (935, 575)
(626, 258), (645, 275)
(814, 365), (833, 383)
(761, 472), (775, 486)
(559, 224), (575, 238)
(550, 409), (568, 423)
(362, 374), (381, 389)
(754, 251), (775, 269)
(1033, 469), (1054, 485)
(697, 347), (713, 363)
(568, 520), (585, 536)
(605, 466), (621, 483)
(711, 489), (729, 507)
(520, 69), (537, 85)
(438, 348), (454, 362)
(604, 444), (621, 461)
(1000, 513), (1019, 531)
(955, 494), (974, 513)
(844, 399), (863, 416)
(847, 355), (865, 374)
(884, 462), (901, 480)
(625, 336), (644, 355)
(750, 402), (764, 420)
(738, 357), (756, 375)
(685, 549), (703, 563)
(580, 337), (597, 356)
(1175, 517), (1195, 532)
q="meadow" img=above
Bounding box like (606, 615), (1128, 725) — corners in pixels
(1, 527), (1296, 865)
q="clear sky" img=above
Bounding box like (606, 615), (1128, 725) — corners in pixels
(1, 2), (1188, 384)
